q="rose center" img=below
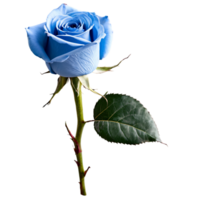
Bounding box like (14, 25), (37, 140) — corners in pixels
(69, 23), (77, 28)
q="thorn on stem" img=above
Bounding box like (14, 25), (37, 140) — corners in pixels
(65, 125), (84, 154)
(72, 159), (80, 167)
(84, 165), (93, 177)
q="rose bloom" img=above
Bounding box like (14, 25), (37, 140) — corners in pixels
(26, 4), (113, 77)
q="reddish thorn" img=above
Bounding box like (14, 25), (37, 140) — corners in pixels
(72, 138), (82, 154)
(67, 126), (83, 154)
(68, 130), (74, 138)
(84, 166), (93, 176)
(73, 159), (80, 167)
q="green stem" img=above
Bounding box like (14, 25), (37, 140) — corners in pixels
(70, 77), (87, 196)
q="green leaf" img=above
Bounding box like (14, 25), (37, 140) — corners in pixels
(93, 94), (164, 145)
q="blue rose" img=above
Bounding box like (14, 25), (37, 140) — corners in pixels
(25, 4), (113, 77)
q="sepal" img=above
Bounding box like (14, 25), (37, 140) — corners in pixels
(43, 76), (68, 107)
(77, 75), (108, 103)
(93, 54), (131, 74)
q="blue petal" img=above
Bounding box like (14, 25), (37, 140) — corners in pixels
(46, 4), (77, 33)
(48, 42), (100, 77)
(90, 13), (105, 42)
(48, 15), (72, 35)
(98, 16), (113, 59)
(24, 22), (50, 62)
(46, 32), (101, 77)
(46, 24), (88, 60)
(68, 12), (93, 30)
